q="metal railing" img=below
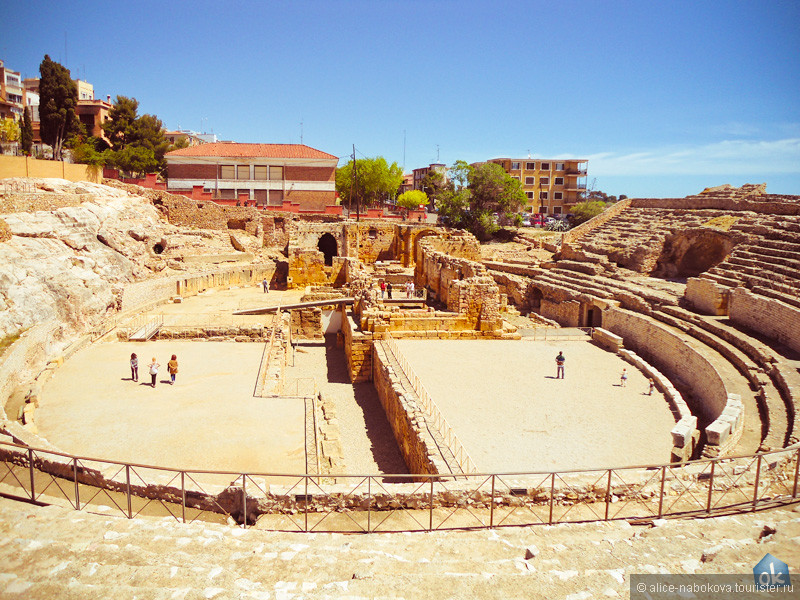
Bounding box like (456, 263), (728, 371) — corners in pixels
(383, 335), (478, 475)
(522, 327), (594, 341)
(0, 440), (797, 533)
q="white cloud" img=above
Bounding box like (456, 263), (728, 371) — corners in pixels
(583, 138), (800, 176)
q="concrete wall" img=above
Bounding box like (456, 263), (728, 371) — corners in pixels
(729, 288), (800, 355)
(603, 307), (728, 426)
(684, 277), (729, 316)
(0, 155), (100, 183)
(342, 311), (373, 383)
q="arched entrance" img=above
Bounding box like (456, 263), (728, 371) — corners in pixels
(318, 233), (338, 266)
(586, 306), (602, 328)
(529, 287), (544, 312)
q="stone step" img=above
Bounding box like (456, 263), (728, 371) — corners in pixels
(754, 237), (800, 254)
(740, 242), (800, 263)
(714, 262), (800, 290)
(698, 271), (740, 289)
(751, 286), (800, 311)
(726, 255), (800, 284)
(732, 249), (800, 272)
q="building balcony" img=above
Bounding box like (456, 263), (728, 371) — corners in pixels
(565, 169), (587, 176)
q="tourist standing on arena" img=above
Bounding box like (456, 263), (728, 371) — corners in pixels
(620, 368), (628, 387)
(387, 282), (393, 299)
(555, 351), (565, 379)
(149, 357), (160, 388)
(168, 355), (179, 385)
(130, 353), (138, 382)
(647, 378), (655, 395)
(262, 278), (269, 293)
(380, 280), (386, 298)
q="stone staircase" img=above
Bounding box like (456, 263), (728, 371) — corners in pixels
(1, 495), (798, 600)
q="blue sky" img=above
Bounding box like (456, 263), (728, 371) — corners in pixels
(3, 0), (799, 198)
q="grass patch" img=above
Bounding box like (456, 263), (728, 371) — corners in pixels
(703, 215), (739, 231)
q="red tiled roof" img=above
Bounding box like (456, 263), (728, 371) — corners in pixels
(166, 142), (338, 160)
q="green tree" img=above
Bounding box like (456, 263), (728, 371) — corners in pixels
(39, 55), (82, 159)
(102, 96), (172, 172)
(21, 107), (33, 155)
(419, 168), (447, 208)
(569, 200), (607, 226)
(436, 160), (525, 240)
(0, 117), (20, 144)
(336, 156), (404, 208)
(106, 146), (158, 176)
(396, 189), (429, 210)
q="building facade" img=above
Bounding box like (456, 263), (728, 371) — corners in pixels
(165, 142), (339, 210)
(0, 60), (25, 121)
(488, 157), (588, 215)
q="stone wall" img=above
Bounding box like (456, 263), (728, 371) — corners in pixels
(684, 277), (730, 316)
(342, 311), (373, 383)
(541, 298), (581, 327)
(355, 223), (397, 263)
(729, 288), (800, 355)
(371, 342), (446, 476)
(120, 265), (275, 314)
(602, 307), (729, 426)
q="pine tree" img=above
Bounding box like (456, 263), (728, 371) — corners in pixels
(21, 107), (33, 156)
(38, 55), (81, 159)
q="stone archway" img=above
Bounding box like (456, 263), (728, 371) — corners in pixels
(318, 232), (338, 266)
(529, 287), (544, 312)
(653, 229), (738, 279)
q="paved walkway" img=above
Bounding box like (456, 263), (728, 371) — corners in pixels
(396, 339), (676, 472)
(0, 495), (797, 599)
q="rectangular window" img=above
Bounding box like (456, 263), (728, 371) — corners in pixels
(525, 176), (535, 185)
(553, 206), (562, 214)
(526, 191), (534, 199)
(540, 177), (549, 186)
(254, 190), (268, 205)
(253, 165), (268, 180)
(554, 177), (564, 185)
(237, 165), (250, 180)
(218, 188), (235, 199)
(512, 175), (520, 181)
(526, 162), (536, 170)
(219, 165), (235, 179)
(539, 206), (548, 214)
(540, 162), (550, 170)
(269, 166), (283, 180)
(556, 163), (565, 171)
(539, 191), (548, 200)
(511, 162), (521, 170)
(268, 190), (283, 205)
(554, 192), (563, 200)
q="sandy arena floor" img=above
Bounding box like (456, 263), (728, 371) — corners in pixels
(37, 340), (307, 479)
(396, 338), (676, 473)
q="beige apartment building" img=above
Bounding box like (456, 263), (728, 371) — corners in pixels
(488, 157), (588, 215)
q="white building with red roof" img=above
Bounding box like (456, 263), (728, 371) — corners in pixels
(165, 142), (339, 211)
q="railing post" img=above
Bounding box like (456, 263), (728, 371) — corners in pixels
(429, 476), (434, 532)
(28, 448), (35, 501)
(489, 475), (495, 529)
(793, 446), (800, 499)
(181, 471), (186, 524)
(242, 474), (247, 529)
(304, 475), (309, 533)
(548, 473), (555, 525)
(126, 464), (132, 518)
(658, 465), (666, 518)
(604, 470), (613, 520)
(706, 461), (715, 514)
(753, 454), (763, 511)
(367, 476), (372, 533)
(73, 457), (80, 511)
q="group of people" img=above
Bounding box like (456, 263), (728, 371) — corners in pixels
(130, 353), (179, 387)
(378, 280), (416, 299)
(555, 352), (657, 394)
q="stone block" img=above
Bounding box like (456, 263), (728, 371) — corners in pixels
(706, 420), (731, 446)
(671, 416), (696, 448)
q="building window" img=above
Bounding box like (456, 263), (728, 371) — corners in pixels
(218, 188), (235, 199)
(553, 206), (562, 214)
(554, 177), (564, 185)
(237, 165), (250, 180)
(526, 162), (536, 170)
(540, 177), (549, 186)
(539, 206), (548, 214)
(512, 175), (520, 181)
(254, 190), (268, 205)
(554, 192), (563, 200)
(539, 191), (549, 200)
(511, 162), (521, 170)
(540, 162), (550, 170)
(269, 166), (283, 181)
(268, 190), (283, 205)
(525, 176), (535, 185)
(526, 191), (534, 199)
(556, 163), (565, 171)
(219, 165), (235, 179)
(254, 165), (268, 180)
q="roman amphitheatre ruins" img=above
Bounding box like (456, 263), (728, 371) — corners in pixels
(0, 177), (799, 581)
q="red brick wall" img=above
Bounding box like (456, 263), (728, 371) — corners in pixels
(168, 163), (217, 179)
(284, 189), (335, 211)
(285, 165), (335, 182)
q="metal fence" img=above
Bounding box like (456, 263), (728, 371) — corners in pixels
(521, 327), (594, 341)
(384, 336), (478, 475)
(0, 440), (797, 533)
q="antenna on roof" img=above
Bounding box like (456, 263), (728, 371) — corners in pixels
(300, 120), (303, 145)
